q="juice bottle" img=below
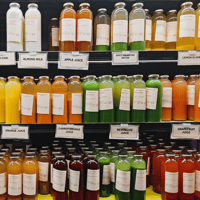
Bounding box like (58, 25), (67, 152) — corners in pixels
(37, 76), (52, 124)
(94, 8), (110, 51)
(196, 3), (200, 50)
(67, 76), (83, 123)
(0, 78), (6, 123)
(160, 75), (172, 121)
(166, 10), (177, 50)
(129, 3), (146, 50)
(195, 76), (200, 121)
(195, 153), (200, 199)
(145, 9), (152, 51)
(0, 155), (7, 200)
(59, 3), (76, 51)
(149, 144), (157, 185)
(48, 18), (59, 51)
(52, 76), (68, 123)
(21, 76), (37, 124)
(77, 3), (93, 51)
(177, 2), (196, 50)
(172, 75), (187, 121)
(5, 76), (21, 124)
(152, 9), (166, 50)
(111, 2), (128, 51)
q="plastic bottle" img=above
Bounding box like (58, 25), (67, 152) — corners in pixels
(145, 9), (152, 51)
(0, 78), (6, 123)
(49, 18), (59, 51)
(196, 3), (200, 50)
(0, 155), (7, 200)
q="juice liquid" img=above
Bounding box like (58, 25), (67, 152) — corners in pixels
(0, 78), (5, 123)
(196, 4), (200, 50)
(0, 156), (7, 200)
(195, 77), (200, 121)
(145, 9), (152, 51)
(195, 154), (200, 199)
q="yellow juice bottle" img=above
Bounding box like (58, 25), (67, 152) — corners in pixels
(0, 78), (6, 123)
(145, 9), (152, 50)
(195, 3), (200, 50)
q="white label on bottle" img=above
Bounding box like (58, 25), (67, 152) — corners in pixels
(146, 88), (158, 110)
(129, 19), (145, 42)
(53, 168), (67, 192)
(119, 89), (130, 111)
(187, 85), (195, 106)
(23, 173), (36, 195)
(162, 87), (172, 108)
(77, 19), (92, 42)
(52, 27), (59, 46)
(146, 19), (152, 41)
(183, 172), (195, 194)
(25, 19), (38, 42)
(110, 163), (115, 182)
(61, 18), (76, 42)
(37, 93), (50, 115)
(7, 19), (22, 42)
(72, 93), (83, 114)
(179, 15), (195, 38)
(198, 16), (200, 38)
(155, 20), (166, 42)
(51, 164), (53, 183)
(167, 21), (177, 43)
(0, 172), (6, 195)
(135, 170), (146, 191)
(165, 172), (178, 193)
(196, 170), (200, 192)
(146, 157), (150, 176)
(85, 90), (99, 112)
(86, 169), (100, 191)
(113, 20), (128, 43)
(38, 162), (49, 182)
(8, 174), (22, 196)
(96, 24), (109, 46)
(69, 169), (80, 192)
(116, 169), (131, 193)
(52, 94), (64, 116)
(133, 88), (146, 110)
(102, 165), (110, 185)
(99, 88), (113, 111)
(21, 93), (34, 116)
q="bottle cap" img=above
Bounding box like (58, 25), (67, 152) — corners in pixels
(119, 154), (128, 158)
(148, 74), (159, 78)
(25, 155), (35, 159)
(8, 76), (19, 80)
(54, 75), (65, 80)
(12, 152), (21, 156)
(101, 75), (112, 79)
(40, 150), (48, 153)
(165, 153), (175, 157)
(175, 75), (184, 78)
(182, 153), (192, 157)
(9, 2), (20, 8)
(79, 3), (90, 8)
(72, 154), (82, 159)
(160, 75), (169, 79)
(69, 76), (80, 80)
(52, 151), (62, 155)
(117, 75), (127, 78)
(181, 2), (193, 7)
(39, 76), (49, 80)
(133, 75), (143, 78)
(28, 3), (38, 8)
(63, 2), (74, 7)
(51, 18), (58, 21)
(26, 151), (36, 155)
(145, 9), (149, 13)
(115, 2), (126, 7)
(15, 148), (23, 152)
(10, 155), (20, 159)
(167, 10), (177, 14)
(154, 9), (164, 14)
(132, 2), (144, 8)
(190, 74), (198, 78)
(127, 150), (136, 154)
(23, 76), (34, 80)
(98, 8), (107, 12)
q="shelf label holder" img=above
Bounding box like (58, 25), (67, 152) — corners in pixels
(178, 51), (200, 66)
(0, 52), (16, 66)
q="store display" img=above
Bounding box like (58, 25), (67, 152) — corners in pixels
(145, 9), (152, 51)
(48, 18), (59, 51)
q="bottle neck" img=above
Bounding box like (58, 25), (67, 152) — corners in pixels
(116, 5), (125, 9)
(80, 5), (89, 9)
(149, 77), (158, 80)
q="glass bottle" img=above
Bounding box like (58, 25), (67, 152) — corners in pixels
(94, 8), (110, 51)
(21, 76), (37, 124)
(59, 3), (76, 51)
(177, 2), (196, 50)
(146, 74), (162, 122)
(37, 76), (52, 123)
(127, 150), (135, 162)
(172, 75), (187, 121)
(145, 9), (152, 50)
(131, 75), (146, 122)
(195, 153), (200, 199)
(129, 3), (146, 50)
(111, 2), (128, 51)
(77, 3), (93, 51)
(0, 155), (7, 200)
(0, 78), (6, 123)
(49, 18), (59, 51)
(195, 76), (200, 121)
(152, 9), (166, 50)
(196, 3), (200, 50)
(25, 3), (41, 51)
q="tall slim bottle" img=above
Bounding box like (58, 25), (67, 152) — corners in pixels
(0, 78), (6, 123)
(0, 155), (7, 200)
(196, 3), (200, 50)
(49, 18), (59, 51)
(195, 76), (200, 121)
(145, 9), (152, 51)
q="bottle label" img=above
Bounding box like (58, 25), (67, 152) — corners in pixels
(102, 165), (110, 185)
(187, 85), (195, 106)
(165, 172), (178, 193)
(25, 19), (38, 42)
(133, 88), (146, 110)
(77, 19), (92, 42)
(179, 15), (195, 38)
(7, 19), (22, 43)
(53, 168), (67, 192)
(69, 169), (80, 192)
(162, 87), (172, 108)
(21, 93), (34, 116)
(167, 21), (177, 43)
(113, 20), (128, 43)
(183, 172), (195, 194)
(52, 27), (59, 46)
(99, 88), (113, 111)
(85, 90), (99, 112)
(119, 89), (130, 111)
(146, 88), (158, 110)
(23, 173), (36, 195)
(198, 16), (200, 38)
(146, 19), (152, 41)
(38, 161), (49, 182)
(116, 169), (131, 192)
(110, 163), (115, 182)
(96, 24), (109, 46)
(50, 163), (53, 183)
(37, 93), (50, 115)
(8, 174), (22, 196)
(155, 20), (166, 42)
(72, 93), (83, 114)
(196, 170), (200, 192)
(61, 18), (76, 42)
(146, 157), (150, 176)
(129, 19), (145, 42)
(0, 172), (6, 195)
(86, 169), (100, 191)
(52, 94), (64, 116)
(135, 170), (146, 191)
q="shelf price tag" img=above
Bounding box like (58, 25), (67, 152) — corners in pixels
(109, 124), (139, 140)
(55, 124), (84, 139)
(178, 51), (200, 66)
(171, 124), (200, 139)
(112, 51), (139, 65)
(58, 52), (89, 70)
(18, 52), (48, 69)
(0, 52), (16, 65)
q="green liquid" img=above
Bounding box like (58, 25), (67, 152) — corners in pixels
(95, 45), (110, 51)
(100, 110), (115, 122)
(129, 41), (145, 50)
(111, 43), (128, 51)
(115, 106), (130, 122)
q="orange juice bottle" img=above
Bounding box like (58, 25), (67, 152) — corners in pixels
(196, 3), (200, 50)
(0, 155), (7, 200)
(59, 3), (76, 51)
(67, 76), (83, 123)
(52, 76), (68, 123)
(37, 76), (52, 124)
(77, 3), (93, 51)
(145, 9), (152, 51)
(172, 75), (187, 121)
(194, 76), (200, 121)
(21, 76), (37, 124)
(0, 78), (6, 123)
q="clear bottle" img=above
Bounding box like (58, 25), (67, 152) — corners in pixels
(49, 18), (59, 51)
(145, 9), (152, 50)
(0, 78), (6, 123)
(196, 3), (200, 50)
(0, 155), (7, 200)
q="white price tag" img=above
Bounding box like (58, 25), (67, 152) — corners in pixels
(0, 52), (15, 65)
(178, 51), (200, 66)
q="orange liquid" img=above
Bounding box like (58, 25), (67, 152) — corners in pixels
(195, 78), (200, 122)
(195, 157), (200, 199)
(0, 158), (7, 200)
(68, 100), (82, 123)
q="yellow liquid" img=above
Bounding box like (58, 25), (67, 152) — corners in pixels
(0, 80), (5, 123)
(195, 7), (200, 50)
